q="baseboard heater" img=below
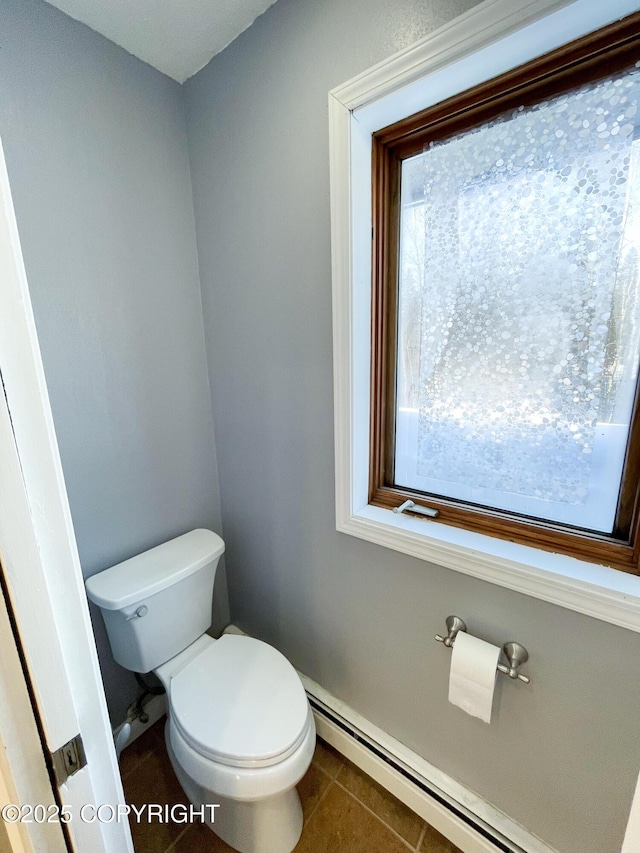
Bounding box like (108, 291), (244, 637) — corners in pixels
(308, 694), (517, 853)
(304, 684), (557, 853)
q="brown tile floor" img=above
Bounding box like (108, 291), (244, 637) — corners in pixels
(120, 718), (463, 853)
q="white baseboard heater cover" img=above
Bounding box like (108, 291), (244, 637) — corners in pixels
(302, 678), (557, 853)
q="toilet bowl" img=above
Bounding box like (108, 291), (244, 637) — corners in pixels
(85, 529), (314, 853)
(157, 633), (316, 852)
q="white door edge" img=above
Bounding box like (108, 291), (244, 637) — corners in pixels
(0, 136), (133, 851)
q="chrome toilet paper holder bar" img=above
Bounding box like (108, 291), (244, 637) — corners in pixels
(435, 615), (530, 684)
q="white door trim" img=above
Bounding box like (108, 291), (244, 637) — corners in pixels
(0, 137), (132, 851)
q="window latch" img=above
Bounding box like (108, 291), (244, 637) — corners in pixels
(393, 500), (439, 518)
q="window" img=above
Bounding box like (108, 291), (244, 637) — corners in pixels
(369, 12), (640, 572)
(330, 0), (640, 629)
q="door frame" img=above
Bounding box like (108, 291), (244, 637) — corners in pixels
(0, 136), (133, 852)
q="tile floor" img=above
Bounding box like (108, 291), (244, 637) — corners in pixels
(120, 717), (463, 853)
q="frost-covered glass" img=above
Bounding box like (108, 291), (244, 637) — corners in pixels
(395, 65), (640, 533)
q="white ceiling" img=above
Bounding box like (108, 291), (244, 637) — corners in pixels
(44, 0), (279, 83)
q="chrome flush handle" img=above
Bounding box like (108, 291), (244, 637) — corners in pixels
(124, 605), (148, 622)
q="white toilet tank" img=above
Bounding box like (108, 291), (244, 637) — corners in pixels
(85, 529), (225, 673)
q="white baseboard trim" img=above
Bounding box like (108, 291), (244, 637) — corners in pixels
(224, 625), (556, 853)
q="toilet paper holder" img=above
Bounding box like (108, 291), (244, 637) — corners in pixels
(435, 616), (530, 684)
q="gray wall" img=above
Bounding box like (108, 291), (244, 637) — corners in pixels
(184, 1), (640, 851)
(3, 0), (640, 849)
(0, 0), (229, 722)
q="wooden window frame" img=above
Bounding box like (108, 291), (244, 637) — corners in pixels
(369, 12), (640, 574)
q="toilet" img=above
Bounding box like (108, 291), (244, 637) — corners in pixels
(85, 528), (315, 853)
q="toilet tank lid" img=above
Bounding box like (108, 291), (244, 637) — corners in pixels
(85, 529), (225, 611)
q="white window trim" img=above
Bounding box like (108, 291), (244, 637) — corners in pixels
(329, 0), (640, 633)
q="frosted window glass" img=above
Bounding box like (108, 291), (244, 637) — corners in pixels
(395, 66), (640, 533)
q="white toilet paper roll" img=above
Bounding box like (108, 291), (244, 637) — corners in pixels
(448, 632), (500, 723)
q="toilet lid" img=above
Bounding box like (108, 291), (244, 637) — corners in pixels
(170, 635), (310, 767)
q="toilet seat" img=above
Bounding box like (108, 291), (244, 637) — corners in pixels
(167, 708), (316, 803)
(169, 634), (310, 768)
